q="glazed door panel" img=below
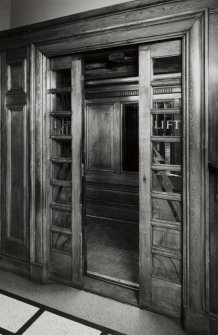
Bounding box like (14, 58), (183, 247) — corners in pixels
(48, 55), (83, 288)
(139, 40), (183, 317)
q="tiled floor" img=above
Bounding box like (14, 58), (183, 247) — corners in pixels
(0, 270), (188, 335)
(0, 290), (122, 335)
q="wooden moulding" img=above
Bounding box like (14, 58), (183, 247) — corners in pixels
(71, 56), (83, 288)
(182, 11), (210, 335)
(139, 44), (152, 308)
(29, 46), (50, 283)
(0, 0), (217, 53)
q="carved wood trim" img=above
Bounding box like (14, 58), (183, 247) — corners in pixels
(182, 11), (210, 333)
(29, 45), (50, 282)
(5, 106), (28, 246)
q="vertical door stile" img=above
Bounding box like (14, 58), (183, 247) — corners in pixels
(139, 44), (152, 307)
(71, 55), (83, 288)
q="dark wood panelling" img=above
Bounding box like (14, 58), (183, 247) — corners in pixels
(38, 17), (196, 56)
(152, 277), (181, 318)
(86, 203), (138, 223)
(0, 0), (217, 53)
(51, 251), (71, 281)
(9, 109), (26, 240)
(86, 186), (138, 206)
(71, 56), (83, 288)
(1, 48), (29, 261)
(0, 3), (213, 333)
(86, 171), (138, 186)
(86, 103), (114, 171)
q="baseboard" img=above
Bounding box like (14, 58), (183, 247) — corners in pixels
(183, 307), (209, 335)
(30, 262), (50, 284)
(0, 253), (29, 278)
(210, 313), (218, 335)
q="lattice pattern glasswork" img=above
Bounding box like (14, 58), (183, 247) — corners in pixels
(152, 198), (181, 222)
(152, 114), (181, 137)
(152, 170), (182, 194)
(153, 142), (182, 165)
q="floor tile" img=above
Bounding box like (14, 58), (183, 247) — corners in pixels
(0, 293), (39, 332)
(0, 270), (187, 335)
(23, 311), (102, 335)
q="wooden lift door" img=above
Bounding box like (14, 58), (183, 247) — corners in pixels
(139, 40), (183, 317)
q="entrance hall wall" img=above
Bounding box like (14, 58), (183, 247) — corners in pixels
(10, 0), (134, 28)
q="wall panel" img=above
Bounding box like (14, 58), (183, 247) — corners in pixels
(1, 48), (29, 261)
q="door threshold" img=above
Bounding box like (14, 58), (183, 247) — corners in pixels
(86, 271), (139, 290)
(83, 275), (139, 306)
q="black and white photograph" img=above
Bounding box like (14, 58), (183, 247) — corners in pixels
(0, 0), (217, 334)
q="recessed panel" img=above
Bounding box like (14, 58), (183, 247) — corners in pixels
(9, 110), (25, 241)
(8, 61), (25, 91)
(87, 104), (114, 171)
(52, 210), (71, 229)
(152, 226), (181, 251)
(53, 162), (71, 181)
(51, 232), (71, 254)
(152, 198), (181, 222)
(153, 56), (182, 75)
(152, 254), (181, 282)
(52, 186), (71, 205)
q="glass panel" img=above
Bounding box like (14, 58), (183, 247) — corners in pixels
(152, 114), (181, 136)
(152, 198), (181, 222)
(51, 117), (71, 136)
(152, 170), (182, 194)
(53, 93), (71, 111)
(60, 142), (72, 157)
(153, 142), (182, 165)
(122, 103), (139, 172)
(152, 254), (181, 282)
(53, 163), (71, 181)
(53, 186), (71, 205)
(153, 56), (182, 75)
(52, 210), (71, 228)
(153, 99), (181, 109)
(54, 69), (71, 88)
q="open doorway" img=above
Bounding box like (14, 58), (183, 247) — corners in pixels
(83, 47), (139, 289)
